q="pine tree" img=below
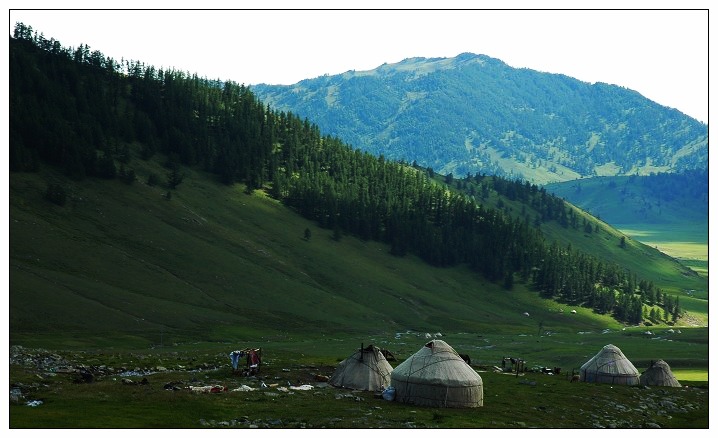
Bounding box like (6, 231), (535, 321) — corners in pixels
(672, 296), (681, 321)
(167, 164), (184, 189)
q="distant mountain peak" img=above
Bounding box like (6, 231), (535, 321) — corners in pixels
(339, 52), (499, 81)
(252, 54), (707, 184)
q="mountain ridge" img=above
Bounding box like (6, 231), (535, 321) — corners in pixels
(252, 52), (707, 184)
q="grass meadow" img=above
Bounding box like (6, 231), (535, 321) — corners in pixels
(9, 327), (708, 429)
(8, 153), (709, 429)
(617, 225), (708, 278)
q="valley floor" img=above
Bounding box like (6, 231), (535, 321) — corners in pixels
(9, 346), (708, 429)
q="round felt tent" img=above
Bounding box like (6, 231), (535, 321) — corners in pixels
(328, 344), (393, 391)
(390, 339), (483, 408)
(579, 344), (640, 385)
(639, 360), (681, 387)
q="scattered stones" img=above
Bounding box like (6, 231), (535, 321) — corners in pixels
(8, 345), (707, 428)
(335, 393), (364, 402)
(9, 387), (25, 404)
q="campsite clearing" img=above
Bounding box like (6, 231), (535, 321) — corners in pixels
(9, 343), (707, 428)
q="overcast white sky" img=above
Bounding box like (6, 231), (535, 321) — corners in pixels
(7, 2), (710, 123)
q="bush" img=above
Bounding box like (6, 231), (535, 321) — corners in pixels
(119, 165), (136, 185)
(147, 172), (159, 187)
(167, 166), (184, 190)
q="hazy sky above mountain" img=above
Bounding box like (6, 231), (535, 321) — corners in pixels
(8, 3), (710, 123)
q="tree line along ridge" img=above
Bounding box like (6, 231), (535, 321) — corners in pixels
(9, 22), (683, 326)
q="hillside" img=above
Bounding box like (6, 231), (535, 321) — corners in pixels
(440, 173), (706, 293)
(252, 53), (708, 184)
(8, 25), (708, 351)
(545, 171), (708, 273)
(7, 162), (612, 348)
(9, 158), (707, 350)
(545, 170), (708, 227)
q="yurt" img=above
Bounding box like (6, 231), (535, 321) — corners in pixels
(390, 340), (483, 408)
(328, 344), (393, 391)
(639, 360), (682, 387)
(579, 344), (640, 385)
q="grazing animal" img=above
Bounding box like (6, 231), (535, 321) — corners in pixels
(459, 354), (471, 365)
(570, 374), (580, 383)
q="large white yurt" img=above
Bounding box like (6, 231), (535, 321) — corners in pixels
(390, 339), (483, 408)
(639, 359), (682, 387)
(328, 344), (393, 391)
(579, 344), (640, 385)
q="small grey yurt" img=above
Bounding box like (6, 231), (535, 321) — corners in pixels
(329, 344), (393, 391)
(390, 340), (483, 408)
(639, 360), (682, 387)
(580, 344), (640, 385)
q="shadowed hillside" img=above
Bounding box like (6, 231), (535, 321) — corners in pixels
(8, 24), (707, 351)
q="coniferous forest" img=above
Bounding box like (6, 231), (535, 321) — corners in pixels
(252, 53), (708, 182)
(9, 23), (684, 326)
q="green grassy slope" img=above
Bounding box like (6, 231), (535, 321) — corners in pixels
(502, 196), (707, 326)
(9, 156), (618, 350)
(11, 152), (708, 351)
(440, 175), (707, 311)
(545, 174), (708, 227)
(545, 173), (708, 285)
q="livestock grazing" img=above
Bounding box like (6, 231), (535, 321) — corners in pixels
(459, 354), (471, 365)
(570, 374), (580, 383)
